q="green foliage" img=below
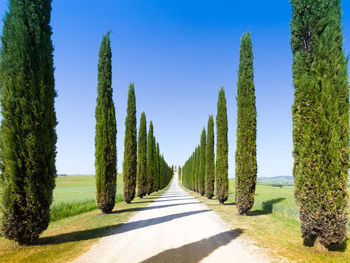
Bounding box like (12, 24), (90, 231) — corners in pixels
(205, 115), (215, 199)
(178, 166), (182, 182)
(95, 32), (117, 213)
(235, 32), (257, 215)
(216, 87), (229, 204)
(146, 121), (155, 195)
(0, 0), (57, 245)
(194, 146), (200, 192)
(123, 84), (137, 204)
(155, 143), (161, 191)
(199, 128), (206, 196)
(137, 112), (147, 198)
(291, 0), (349, 247)
(153, 141), (159, 192)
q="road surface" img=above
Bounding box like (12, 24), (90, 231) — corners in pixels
(74, 175), (270, 263)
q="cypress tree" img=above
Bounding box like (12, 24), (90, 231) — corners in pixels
(153, 140), (159, 192)
(95, 32), (117, 213)
(137, 112), (147, 198)
(216, 87), (229, 204)
(199, 128), (206, 196)
(146, 121), (155, 195)
(191, 153), (196, 191)
(178, 166), (182, 182)
(0, 0), (57, 245)
(291, 0), (349, 248)
(194, 146), (200, 192)
(123, 84), (137, 204)
(156, 143), (160, 191)
(205, 115), (215, 199)
(235, 32), (257, 215)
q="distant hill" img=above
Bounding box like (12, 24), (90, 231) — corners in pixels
(257, 176), (294, 187)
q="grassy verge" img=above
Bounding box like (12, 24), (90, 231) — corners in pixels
(182, 183), (350, 263)
(0, 187), (169, 263)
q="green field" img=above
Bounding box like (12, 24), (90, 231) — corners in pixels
(54, 174), (123, 203)
(50, 175), (123, 222)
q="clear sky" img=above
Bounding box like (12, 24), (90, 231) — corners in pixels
(0, 1), (349, 178)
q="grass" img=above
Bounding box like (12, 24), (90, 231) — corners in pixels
(183, 180), (350, 263)
(53, 174), (123, 203)
(49, 175), (124, 221)
(0, 182), (170, 263)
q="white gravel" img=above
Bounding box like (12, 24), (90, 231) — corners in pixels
(74, 175), (270, 263)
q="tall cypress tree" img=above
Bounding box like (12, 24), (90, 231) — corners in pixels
(291, 0), (349, 248)
(178, 165), (182, 182)
(205, 115), (215, 199)
(235, 32), (257, 215)
(146, 121), (155, 195)
(194, 146), (200, 192)
(0, 0), (57, 245)
(216, 87), (229, 204)
(156, 142), (160, 191)
(95, 32), (117, 213)
(199, 128), (206, 196)
(191, 153), (196, 191)
(153, 139), (159, 192)
(123, 84), (137, 204)
(137, 112), (147, 198)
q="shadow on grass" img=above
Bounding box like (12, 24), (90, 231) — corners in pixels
(303, 237), (348, 252)
(248, 198), (286, 216)
(112, 202), (200, 214)
(36, 209), (209, 245)
(139, 229), (243, 263)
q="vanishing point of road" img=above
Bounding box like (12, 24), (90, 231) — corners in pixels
(74, 175), (270, 263)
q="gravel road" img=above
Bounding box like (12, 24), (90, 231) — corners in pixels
(74, 175), (270, 263)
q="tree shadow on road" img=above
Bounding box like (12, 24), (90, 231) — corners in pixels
(247, 198), (285, 216)
(35, 210), (210, 246)
(139, 229), (243, 263)
(132, 198), (195, 204)
(111, 202), (200, 214)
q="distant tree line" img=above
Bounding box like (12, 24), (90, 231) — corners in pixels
(181, 33), (257, 210)
(182, 87), (229, 204)
(96, 38), (173, 209)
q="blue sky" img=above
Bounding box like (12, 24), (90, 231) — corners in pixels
(0, 1), (349, 177)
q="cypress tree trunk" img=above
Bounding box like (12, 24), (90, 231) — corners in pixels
(205, 115), (215, 199)
(291, 0), (349, 248)
(137, 112), (147, 198)
(199, 128), (206, 196)
(235, 32), (257, 215)
(216, 87), (229, 204)
(95, 32), (117, 213)
(0, 0), (57, 245)
(123, 84), (137, 203)
(146, 121), (155, 195)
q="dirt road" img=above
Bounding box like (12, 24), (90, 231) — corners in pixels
(74, 175), (269, 263)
